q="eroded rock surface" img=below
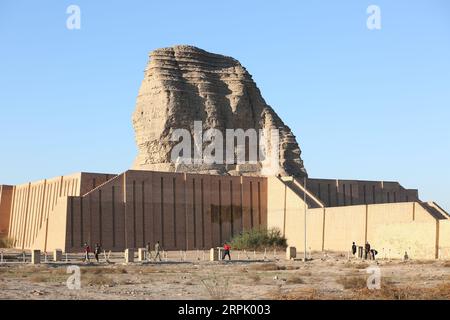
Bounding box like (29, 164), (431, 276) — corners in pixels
(132, 45), (307, 177)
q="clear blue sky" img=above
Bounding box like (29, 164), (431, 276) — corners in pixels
(0, 0), (449, 210)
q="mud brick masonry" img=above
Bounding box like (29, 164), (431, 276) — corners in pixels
(1, 171), (449, 259)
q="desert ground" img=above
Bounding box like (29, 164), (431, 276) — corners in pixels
(0, 249), (449, 300)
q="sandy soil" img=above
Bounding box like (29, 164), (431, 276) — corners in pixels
(1, 249), (449, 300)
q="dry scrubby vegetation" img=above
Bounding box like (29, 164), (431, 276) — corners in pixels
(230, 228), (287, 250)
(0, 237), (14, 248)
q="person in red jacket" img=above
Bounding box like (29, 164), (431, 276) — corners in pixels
(222, 243), (231, 260)
(83, 242), (91, 262)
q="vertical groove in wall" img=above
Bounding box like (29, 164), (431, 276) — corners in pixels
(21, 183), (31, 250)
(133, 180), (136, 248)
(89, 194), (92, 245)
(184, 174), (188, 250)
(70, 197), (74, 248)
(142, 181), (145, 247)
(322, 208), (326, 251)
(80, 195), (84, 247)
(412, 202), (416, 221)
(327, 184), (331, 207)
(283, 183), (287, 237)
(335, 181), (339, 206)
(230, 180), (233, 237)
(123, 174), (127, 249)
(173, 177), (177, 247)
(7, 186), (16, 239)
(193, 178), (197, 248)
(148, 174), (154, 246)
(219, 180), (222, 244)
(435, 220), (440, 259)
(15, 188), (22, 247)
(201, 179), (205, 248)
(240, 177), (243, 232)
(342, 183), (347, 206)
(349, 184), (353, 205)
(99, 190), (103, 245)
(364, 204), (369, 243)
(25, 186), (34, 247)
(59, 176), (64, 197)
(257, 181), (261, 226)
(249, 181), (254, 229)
(372, 185), (376, 204)
(112, 186), (116, 248)
(160, 177), (164, 247)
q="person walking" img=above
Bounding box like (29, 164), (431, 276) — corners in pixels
(154, 241), (162, 262)
(365, 241), (371, 260)
(222, 243), (231, 260)
(83, 242), (91, 262)
(146, 242), (153, 261)
(351, 242), (357, 256)
(94, 243), (102, 263)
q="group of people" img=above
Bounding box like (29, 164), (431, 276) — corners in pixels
(146, 241), (163, 261)
(351, 241), (378, 260)
(82, 241), (233, 263)
(82, 241), (165, 263)
(82, 243), (102, 263)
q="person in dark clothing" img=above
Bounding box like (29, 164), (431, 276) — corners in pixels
(364, 242), (371, 260)
(370, 249), (378, 260)
(222, 243), (231, 260)
(351, 242), (357, 256)
(94, 243), (101, 263)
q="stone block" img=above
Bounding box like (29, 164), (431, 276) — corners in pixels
(31, 249), (41, 264)
(138, 248), (146, 262)
(53, 249), (62, 262)
(210, 248), (220, 261)
(124, 248), (134, 263)
(286, 246), (296, 260)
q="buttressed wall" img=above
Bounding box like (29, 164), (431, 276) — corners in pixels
(1, 171), (449, 258)
(267, 176), (450, 260)
(3, 173), (115, 250)
(1, 171), (267, 252)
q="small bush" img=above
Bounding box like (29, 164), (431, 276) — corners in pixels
(84, 274), (114, 287)
(0, 237), (14, 248)
(248, 263), (281, 271)
(248, 273), (261, 283)
(337, 276), (367, 290)
(269, 288), (319, 300)
(201, 274), (230, 300)
(230, 228), (287, 251)
(30, 275), (50, 283)
(286, 276), (304, 284)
